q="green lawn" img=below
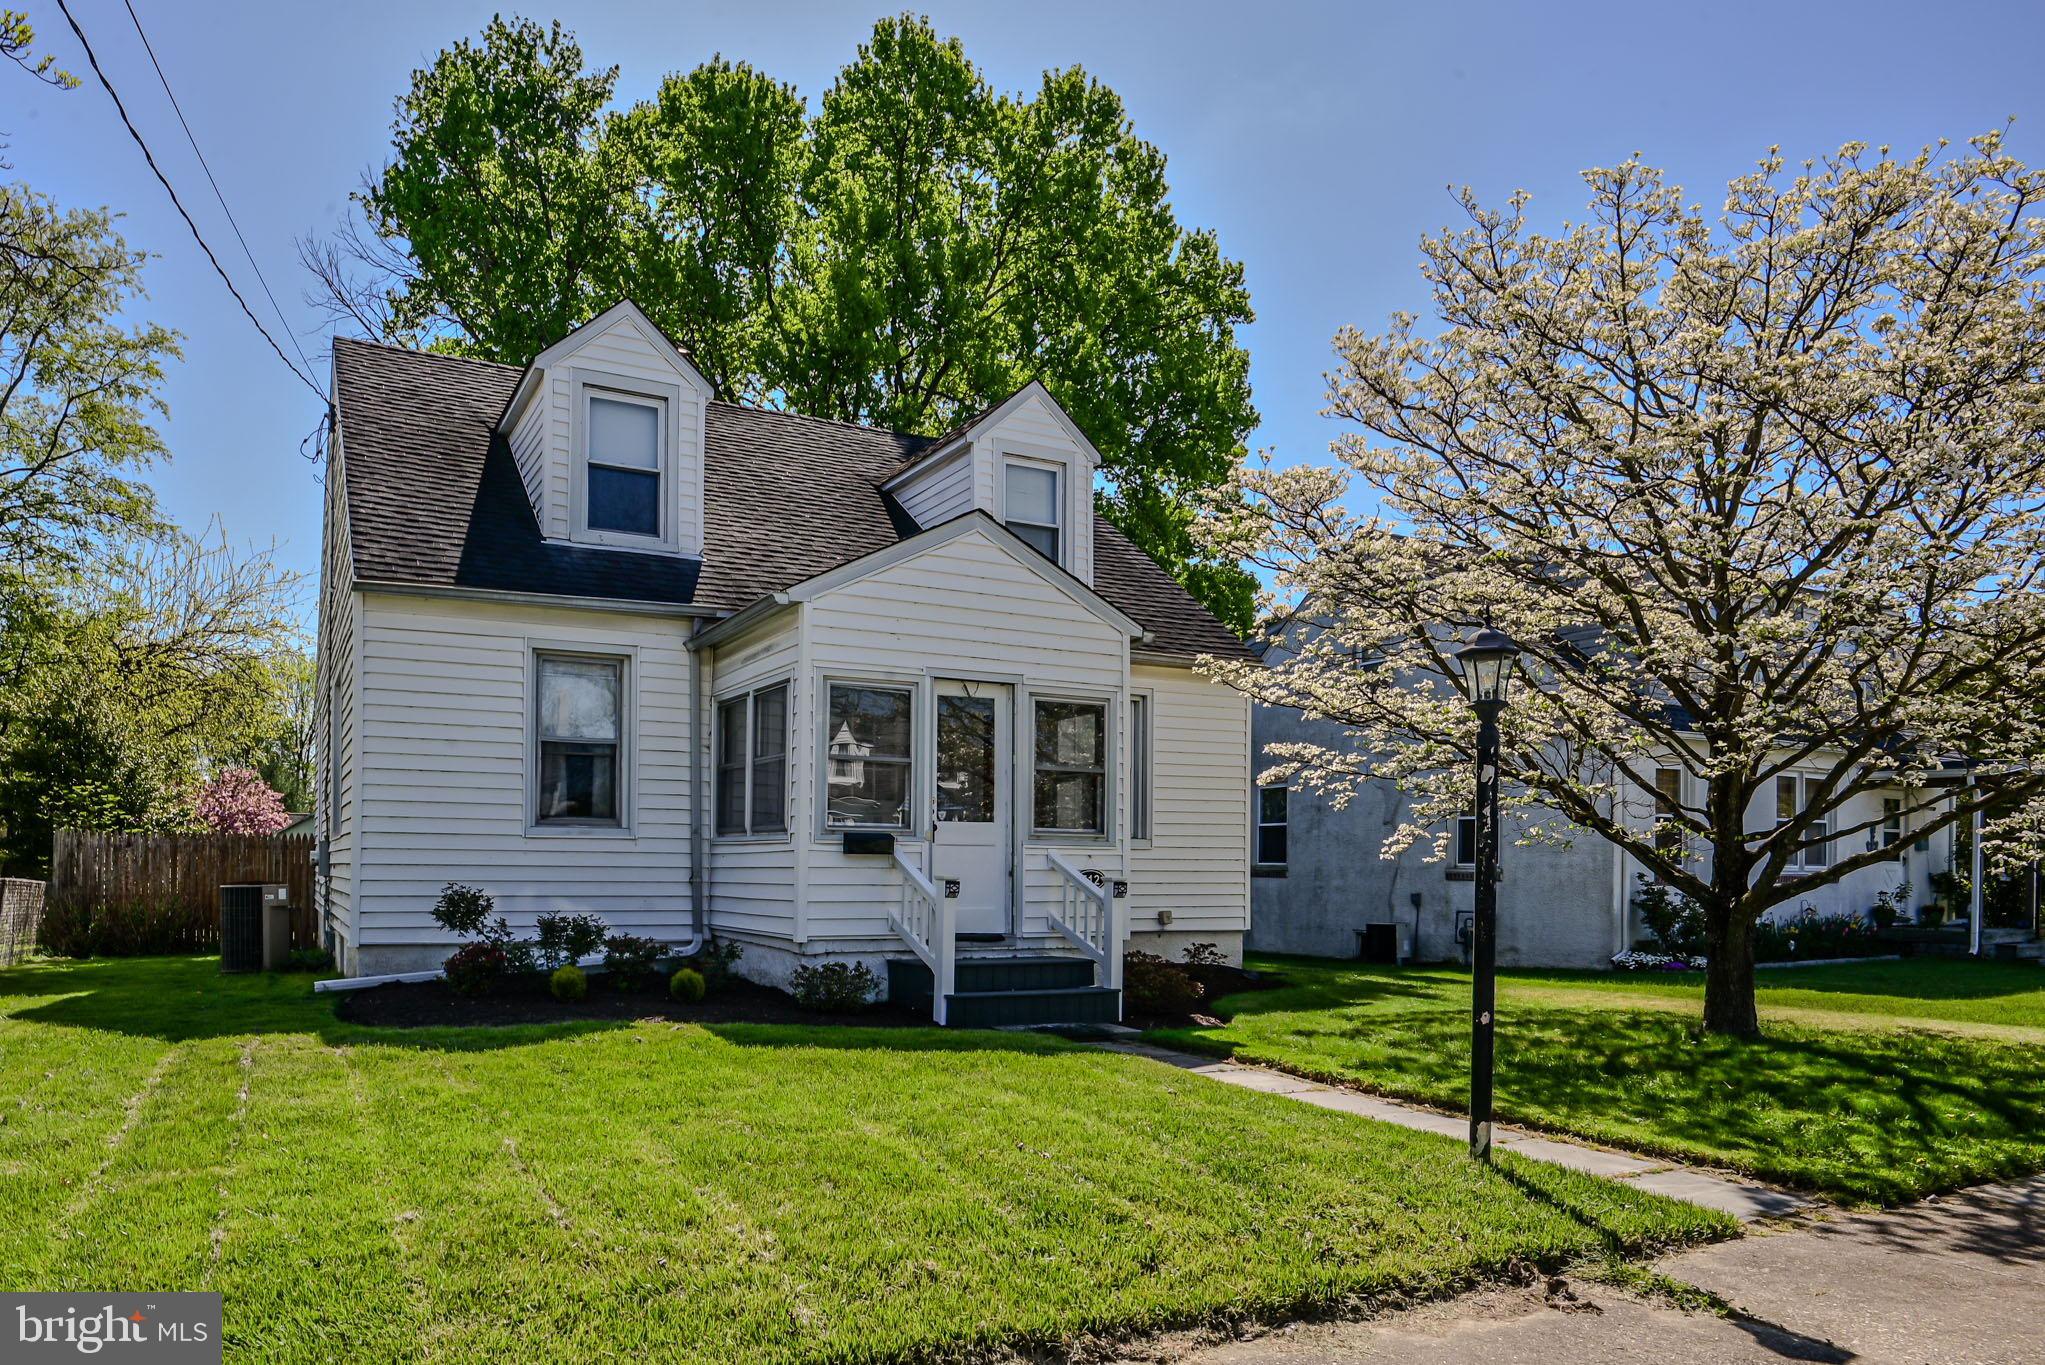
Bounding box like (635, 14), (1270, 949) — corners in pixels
(1151, 956), (2045, 1206)
(0, 956), (1726, 1365)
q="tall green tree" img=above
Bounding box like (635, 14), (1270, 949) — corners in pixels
(307, 14), (1257, 630)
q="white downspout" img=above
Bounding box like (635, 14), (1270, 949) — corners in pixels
(690, 618), (709, 948)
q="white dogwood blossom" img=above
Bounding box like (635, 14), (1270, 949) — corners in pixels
(1198, 135), (2045, 1035)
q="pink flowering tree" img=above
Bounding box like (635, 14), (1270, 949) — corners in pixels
(193, 767), (292, 835)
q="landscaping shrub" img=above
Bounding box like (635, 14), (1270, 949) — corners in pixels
(443, 941), (510, 996)
(604, 933), (664, 989)
(694, 937), (743, 991)
(1124, 949), (1203, 1016)
(789, 961), (880, 1011)
(1754, 908), (1887, 962)
(669, 966), (706, 1002)
(534, 911), (608, 969)
(549, 964), (588, 1001)
(1631, 876), (1706, 957)
(1182, 941), (1227, 968)
(431, 883), (497, 937)
(286, 946), (334, 972)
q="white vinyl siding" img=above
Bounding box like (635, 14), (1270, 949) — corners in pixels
(315, 431), (362, 960)
(703, 612), (801, 941)
(1127, 664), (1250, 935)
(891, 449), (975, 529)
(350, 593), (695, 948)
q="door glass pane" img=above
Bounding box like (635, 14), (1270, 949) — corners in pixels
(589, 396), (659, 469)
(589, 466), (660, 536)
(826, 684), (912, 827)
(539, 658), (619, 741)
(539, 742), (618, 822)
(1005, 463), (1058, 524)
(936, 695), (996, 823)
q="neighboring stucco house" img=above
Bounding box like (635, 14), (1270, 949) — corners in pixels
(1247, 627), (1958, 968)
(314, 301), (1254, 1024)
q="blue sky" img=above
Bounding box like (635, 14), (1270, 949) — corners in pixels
(14, 0), (2045, 620)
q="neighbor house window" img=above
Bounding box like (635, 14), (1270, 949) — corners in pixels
(1004, 461), (1061, 562)
(717, 683), (789, 836)
(825, 683), (913, 829)
(585, 391), (663, 537)
(1453, 809), (1477, 868)
(1882, 797), (1904, 850)
(1653, 766), (1684, 860)
(1776, 774), (1830, 868)
(1033, 699), (1106, 833)
(535, 654), (624, 825)
(1256, 785), (1289, 866)
(1129, 694), (1152, 841)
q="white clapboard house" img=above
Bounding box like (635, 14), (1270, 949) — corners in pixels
(314, 301), (1254, 1024)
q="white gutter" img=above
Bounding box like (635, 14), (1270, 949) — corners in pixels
(312, 935), (705, 994)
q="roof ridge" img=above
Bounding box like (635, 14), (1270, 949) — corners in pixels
(331, 333), (524, 372)
(708, 396), (936, 445)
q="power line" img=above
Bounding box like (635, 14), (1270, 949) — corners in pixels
(119, 0), (317, 385)
(55, 0), (327, 401)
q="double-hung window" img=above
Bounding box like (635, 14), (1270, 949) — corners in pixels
(1453, 809), (1478, 868)
(1776, 774), (1830, 869)
(1032, 699), (1106, 834)
(1882, 797), (1904, 850)
(1004, 461), (1061, 563)
(1256, 785), (1289, 867)
(535, 654), (625, 826)
(585, 391), (664, 538)
(1652, 766), (1684, 860)
(716, 683), (788, 836)
(825, 683), (913, 829)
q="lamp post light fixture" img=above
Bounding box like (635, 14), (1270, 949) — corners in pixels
(1454, 626), (1520, 1162)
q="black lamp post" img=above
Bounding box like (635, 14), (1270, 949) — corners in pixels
(1454, 626), (1520, 1162)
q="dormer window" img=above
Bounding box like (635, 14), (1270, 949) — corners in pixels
(1004, 460), (1061, 563)
(585, 391), (664, 538)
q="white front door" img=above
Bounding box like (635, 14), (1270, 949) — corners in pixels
(931, 680), (1012, 938)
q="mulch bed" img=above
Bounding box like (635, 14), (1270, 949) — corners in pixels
(333, 974), (931, 1030)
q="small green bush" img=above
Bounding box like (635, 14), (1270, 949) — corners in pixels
(550, 964), (588, 1001)
(535, 911), (609, 969)
(1124, 950), (1202, 1016)
(431, 883), (496, 937)
(669, 967), (706, 1002)
(1631, 876), (1707, 957)
(696, 938), (743, 990)
(604, 933), (664, 989)
(789, 961), (880, 1011)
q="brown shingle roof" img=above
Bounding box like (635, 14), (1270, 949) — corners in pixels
(332, 337), (1250, 661)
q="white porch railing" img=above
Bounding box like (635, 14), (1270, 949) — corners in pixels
(1047, 851), (1123, 998)
(888, 848), (955, 1025)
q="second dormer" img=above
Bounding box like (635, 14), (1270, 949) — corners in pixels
(883, 382), (1101, 587)
(496, 300), (714, 558)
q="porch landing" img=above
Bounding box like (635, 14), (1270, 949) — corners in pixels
(886, 955), (1121, 1029)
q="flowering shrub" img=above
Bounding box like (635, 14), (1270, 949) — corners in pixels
(193, 768), (292, 835)
(1611, 949), (1706, 972)
(1754, 908), (1886, 962)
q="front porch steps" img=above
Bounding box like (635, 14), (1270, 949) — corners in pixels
(886, 955), (1121, 1028)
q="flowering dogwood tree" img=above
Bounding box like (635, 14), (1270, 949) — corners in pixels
(193, 767), (292, 836)
(1199, 135), (2045, 1036)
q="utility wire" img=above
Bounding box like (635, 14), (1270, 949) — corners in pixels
(120, 0), (318, 385)
(56, 0), (327, 401)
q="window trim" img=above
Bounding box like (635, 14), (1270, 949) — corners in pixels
(1001, 455), (1064, 567)
(821, 678), (918, 834)
(1030, 694), (1111, 838)
(714, 681), (791, 840)
(1453, 811), (1478, 869)
(1775, 773), (1831, 869)
(1128, 692), (1153, 844)
(528, 647), (633, 835)
(1255, 783), (1289, 868)
(568, 369), (682, 551)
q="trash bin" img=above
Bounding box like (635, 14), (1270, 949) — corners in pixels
(220, 883), (264, 973)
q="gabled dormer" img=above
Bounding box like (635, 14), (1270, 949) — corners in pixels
(882, 381), (1101, 587)
(496, 300), (714, 558)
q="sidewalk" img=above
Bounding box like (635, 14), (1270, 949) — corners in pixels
(1112, 1177), (2045, 1365)
(1093, 1040), (1810, 1221)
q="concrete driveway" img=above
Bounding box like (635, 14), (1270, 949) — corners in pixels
(1114, 1176), (2045, 1365)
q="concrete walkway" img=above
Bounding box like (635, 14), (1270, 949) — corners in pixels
(1112, 1177), (2045, 1364)
(1095, 1040), (1811, 1222)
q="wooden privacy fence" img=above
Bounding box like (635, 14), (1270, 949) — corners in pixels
(46, 830), (317, 957)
